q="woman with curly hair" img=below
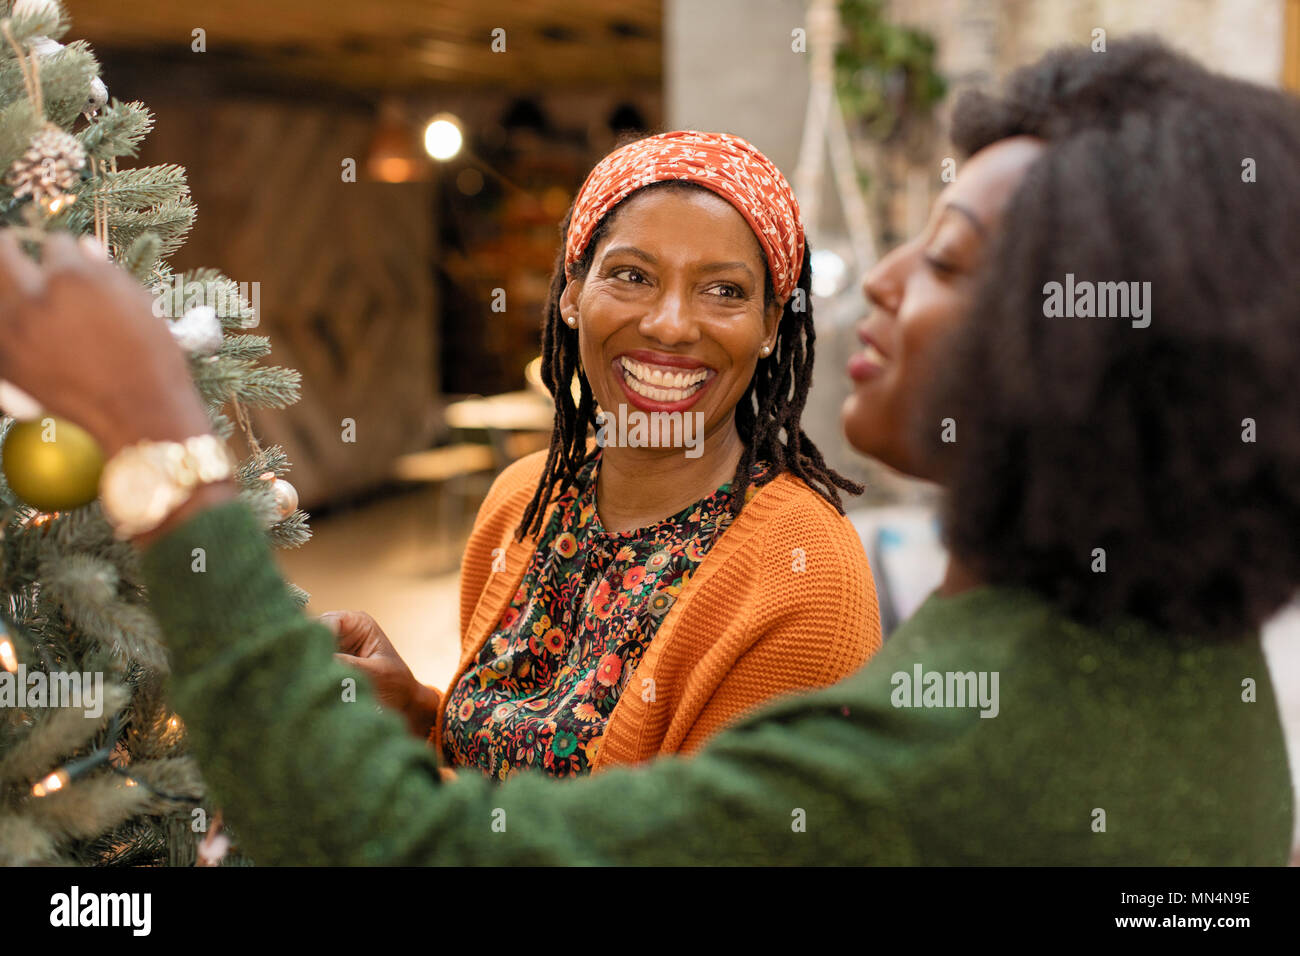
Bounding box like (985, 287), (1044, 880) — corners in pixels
(2, 38), (1294, 862)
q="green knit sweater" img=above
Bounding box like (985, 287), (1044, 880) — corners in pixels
(139, 499), (1294, 864)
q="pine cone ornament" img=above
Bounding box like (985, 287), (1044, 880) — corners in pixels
(6, 125), (88, 214)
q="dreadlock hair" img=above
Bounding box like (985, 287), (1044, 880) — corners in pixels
(515, 179), (864, 540)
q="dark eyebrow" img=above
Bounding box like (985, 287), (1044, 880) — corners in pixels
(697, 261), (756, 282)
(942, 202), (989, 238)
(601, 245), (657, 264)
(601, 246), (756, 282)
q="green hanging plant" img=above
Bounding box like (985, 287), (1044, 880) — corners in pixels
(835, 0), (946, 141)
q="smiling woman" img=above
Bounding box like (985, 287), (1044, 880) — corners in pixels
(410, 131), (883, 779)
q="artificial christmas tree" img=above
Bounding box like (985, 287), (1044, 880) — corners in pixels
(0, 0), (308, 865)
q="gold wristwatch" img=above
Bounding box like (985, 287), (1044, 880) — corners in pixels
(99, 434), (235, 539)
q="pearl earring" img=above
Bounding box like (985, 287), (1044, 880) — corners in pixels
(760, 345), (771, 357)
(565, 315), (578, 328)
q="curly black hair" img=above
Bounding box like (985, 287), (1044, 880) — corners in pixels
(516, 178), (864, 540)
(925, 38), (1300, 636)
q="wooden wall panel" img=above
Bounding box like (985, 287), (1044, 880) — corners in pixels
(138, 99), (438, 508)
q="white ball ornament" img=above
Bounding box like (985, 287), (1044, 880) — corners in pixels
(168, 305), (224, 357)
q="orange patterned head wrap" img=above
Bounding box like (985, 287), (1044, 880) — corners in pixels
(564, 130), (805, 304)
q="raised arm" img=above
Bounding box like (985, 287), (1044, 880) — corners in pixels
(140, 497), (913, 865)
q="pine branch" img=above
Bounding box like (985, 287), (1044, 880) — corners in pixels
(37, 40), (96, 128)
(207, 407), (236, 441)
(84, 163), (189, 212)
(175, 268), (258, 327)
(235, 443), (292, 484)
(81, 817), (167, 866)
(286, 583), (311, 609)
(237, 485), (279, 527)
(76, 99), (153, 161)
(268, 511), (311, 550)
(0, 3), (68, 48)
(0, 61), (33, 126)
(0, 813), (59, 865)
(0, 94), (40, 174)
(0, 683), (128, 783)
(2, 504), (131, 592)
(121, 231), (162, 281)
(24, 770), (159, 844)
(0, 42), (96, 129)
(191, 357), (301, 409)
(108, 197), (196, 261)
(39, 555), (168, 672)
(219, 333), (273, 363)
(126, 756), (204, 802)
(39, 501), (122, 555)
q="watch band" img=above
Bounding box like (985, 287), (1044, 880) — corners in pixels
(99, 434), (235, 539)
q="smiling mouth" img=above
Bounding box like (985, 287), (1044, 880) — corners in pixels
(618, 356), (712, 403)
(847, 339), (888, 383)
(859, 342), (887, 365)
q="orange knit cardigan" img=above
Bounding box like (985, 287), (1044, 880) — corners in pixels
(430, 450), (882, 771)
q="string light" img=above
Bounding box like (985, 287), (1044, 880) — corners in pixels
(0, 635), (17, 673)
(26, 511), (60, 530)
(29, 719), (118, 798)
(162, 713), (184, 746)
(31, 769), (68, 798)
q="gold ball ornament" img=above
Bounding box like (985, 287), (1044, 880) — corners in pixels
(2, 417), (104, 512)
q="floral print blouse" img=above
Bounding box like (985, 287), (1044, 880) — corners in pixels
(442, 450), (769, 780)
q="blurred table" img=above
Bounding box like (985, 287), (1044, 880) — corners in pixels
(392, 390), (554, 532)
(445, 390), (554, 467)
(444, 390), (554, 435)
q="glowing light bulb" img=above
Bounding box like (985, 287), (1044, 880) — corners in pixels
(0, 637), (17, 673)
(423, 115), (463, 161)
(32, 769), (68, 797)
(811, 249), (848, 298)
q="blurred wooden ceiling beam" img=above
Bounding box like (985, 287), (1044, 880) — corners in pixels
(61, 0), (663, 92)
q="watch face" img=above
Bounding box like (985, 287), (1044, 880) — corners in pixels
(102, 455), (175, 529)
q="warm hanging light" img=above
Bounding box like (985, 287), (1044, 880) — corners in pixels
(366, 99), (425, 183)
(423, 113), (464, 161)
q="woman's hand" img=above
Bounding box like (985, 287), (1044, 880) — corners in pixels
(321, 610), (442, 740)
(0, 230), (211, 459)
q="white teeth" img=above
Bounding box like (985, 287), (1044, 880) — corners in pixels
(861, 344), (886, 364)
(619, 357), (710, 402)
